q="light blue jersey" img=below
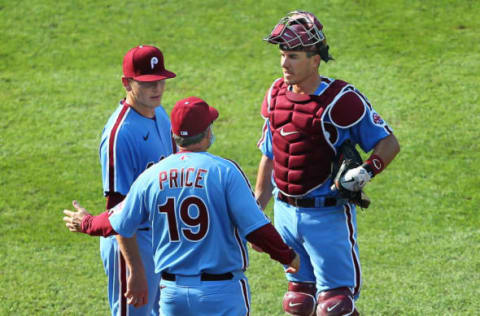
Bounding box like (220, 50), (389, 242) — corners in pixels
(110, 151), (270, 316)
(110, 151), (269, 274)
(99, 100), (175, 316)
(100, 101), (174, 198)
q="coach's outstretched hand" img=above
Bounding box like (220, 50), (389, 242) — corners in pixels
(285, 252), (300, 274)
(63, 200), (91, 232)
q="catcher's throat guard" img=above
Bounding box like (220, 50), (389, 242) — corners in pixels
(331, 140), (371, 208)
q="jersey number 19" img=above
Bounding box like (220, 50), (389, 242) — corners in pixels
(158, 196), (210, 242)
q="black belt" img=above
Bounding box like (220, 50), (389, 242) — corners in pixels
(161, 271), (233, 281)
(277, 192), (338, 208)
(139, 227), (150, 231)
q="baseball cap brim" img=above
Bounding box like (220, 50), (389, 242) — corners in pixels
(207, 106), (219, 125)
(133, 69), (176, 82)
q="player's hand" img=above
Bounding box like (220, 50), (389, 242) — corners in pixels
(340, 166), (371, 192)
(125, 270), (148, 308)
(285, 252), (300, 274)
(63, 200), (91, 233)
(250, 243), (264, 253)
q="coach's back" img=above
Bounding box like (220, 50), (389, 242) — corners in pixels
(110, 151), (269, 276)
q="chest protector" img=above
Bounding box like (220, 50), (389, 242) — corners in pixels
(266, 78), (348, 196)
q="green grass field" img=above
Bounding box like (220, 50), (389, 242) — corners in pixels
(1, 0), (479, 315)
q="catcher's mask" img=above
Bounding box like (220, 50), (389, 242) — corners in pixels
(264, 10), (333, 62)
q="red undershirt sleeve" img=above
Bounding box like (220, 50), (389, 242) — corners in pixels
(106, 192), (126, 209)
(246, 223), (296, 265)
(80, 192), (125, 237)
(81, 211), (116, 237)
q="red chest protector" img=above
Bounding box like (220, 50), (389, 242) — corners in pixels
(264, 78), (349, 196)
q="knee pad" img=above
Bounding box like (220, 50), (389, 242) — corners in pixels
(282, 282), (316, 316)
(317, 287), (359, 316)
(316, 287), (358, 316)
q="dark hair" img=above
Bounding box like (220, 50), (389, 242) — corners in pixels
(280, 43), (333, 62)
(172, 127), (209, 147)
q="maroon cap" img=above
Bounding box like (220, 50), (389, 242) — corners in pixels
(264, 10), (325, 49)
(171, 97), (219, 137)
(123, 45), (176, 82)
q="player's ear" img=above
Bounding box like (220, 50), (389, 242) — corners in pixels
(313, 53), (321, 68)
(122, 77), (132, 91)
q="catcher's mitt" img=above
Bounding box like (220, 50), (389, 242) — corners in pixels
(331, 140), (371, 208)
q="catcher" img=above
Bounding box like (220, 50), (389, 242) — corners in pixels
(255, 10), (400, 315)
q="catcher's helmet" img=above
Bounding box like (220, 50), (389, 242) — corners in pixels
(264, 10), (333, 62)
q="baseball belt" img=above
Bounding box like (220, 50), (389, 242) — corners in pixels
(161, 271), (234, 281)
(277, 192), (343, 208)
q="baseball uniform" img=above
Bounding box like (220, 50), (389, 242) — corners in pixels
(258, 76), (393, 298)
(109, 151), (271, 316)
(99, 99), (175, 316)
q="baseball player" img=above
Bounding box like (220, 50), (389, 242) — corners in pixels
(65, 96), (300, 316)
(63, 45), (176, 316)
(255, 11), (400, 316)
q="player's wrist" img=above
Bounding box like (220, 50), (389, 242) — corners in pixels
(362, 154), (385, 178)
(287, 248), (297, 265)
(80, 214), (93, 234)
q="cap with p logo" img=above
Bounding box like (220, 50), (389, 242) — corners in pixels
(123, 45), (176, 82)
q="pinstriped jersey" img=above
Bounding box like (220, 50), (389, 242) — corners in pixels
(109, 151), (270, 275)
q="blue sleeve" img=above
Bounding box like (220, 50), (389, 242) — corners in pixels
(225, 162), (270, 238)
(109, 175), (149, 237)
(350, 106), (392, 153)
(257, 119), (274, 160)
(100, 130), (137, 196)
